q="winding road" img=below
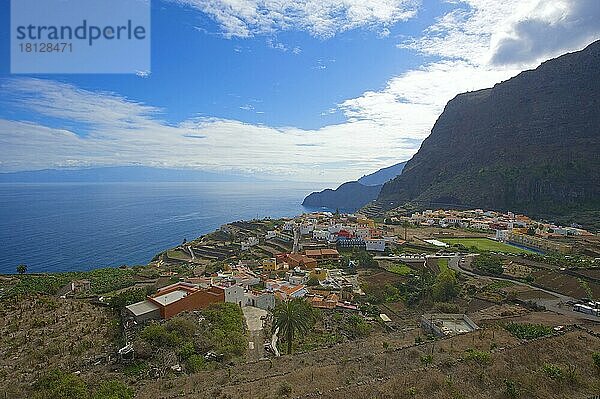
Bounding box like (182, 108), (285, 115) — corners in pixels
(448, 255), (600, 322)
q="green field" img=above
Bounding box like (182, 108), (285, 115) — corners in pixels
(385, 264), (413, 275)
(437, 258), (449, 271)
(441, 238), (534, 254)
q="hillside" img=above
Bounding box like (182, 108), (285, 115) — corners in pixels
(302, 162), (406, 211)
(358, 161), (406, 186)
(302, 181), (382, 211)
(378, 40), (600, 225)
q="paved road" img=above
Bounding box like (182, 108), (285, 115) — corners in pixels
(449, 255), (600, 323)
(242, 306), (268, 362)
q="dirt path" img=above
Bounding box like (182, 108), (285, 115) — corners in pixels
(243, 306), (268, 362)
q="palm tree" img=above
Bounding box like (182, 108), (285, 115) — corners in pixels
(273, 298), (315, 355)
(401, 220), (411, 241)
(16, 264), (27, 274)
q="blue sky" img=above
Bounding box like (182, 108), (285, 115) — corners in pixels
(0, 0), (599, 182)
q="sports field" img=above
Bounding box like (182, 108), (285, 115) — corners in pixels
(440, 237), (534, 254)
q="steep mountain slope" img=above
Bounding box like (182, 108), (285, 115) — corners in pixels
(302, 162), (406, 211)
(358, 162), (406, 186)
(378, 40), (600, 223)
(302, 181), (382, 211)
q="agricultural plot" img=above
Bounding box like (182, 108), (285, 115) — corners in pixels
(441, 238), (534, 254)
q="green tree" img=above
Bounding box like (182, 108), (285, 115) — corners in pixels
(306, 276), (320, 286)
(109, 288), (146, 310)
(578, 278), (594, 301)
(16, 263), (27, 274)
(473, 254), (504, 275)
(432, 268), (459, 302)
(273, 298), (316, 355)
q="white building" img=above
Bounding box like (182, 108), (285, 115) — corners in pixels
(245, 291), (275, 310)
(300, 223), (315, 235)
(328, 223), (343, 234)
(217, 284), (245, 307)
(471, 221), (491, 230)
(355, 228), (370, 240)
(495, 229), (509, 242)
(312, 229), (331, 241)
(365, 238), (386, 252)
(241, 236), (260, 251)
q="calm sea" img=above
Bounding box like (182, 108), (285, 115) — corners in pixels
(0, 182), (324, 274)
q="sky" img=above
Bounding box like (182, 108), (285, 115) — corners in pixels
(0, 0), (599, 183)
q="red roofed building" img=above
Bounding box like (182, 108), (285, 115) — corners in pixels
(337, 230), (353, 239)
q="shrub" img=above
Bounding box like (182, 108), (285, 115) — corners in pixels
(123, 361), (148, 377)
(593, 352), (600, 370)
(344, 314), (371, 338)
(109, 288), (146, 310)
(165, 317), (197, 340)
(541, 363), (563, 380)
(141, 324), (181, 348)
(504, 379), (519, 398)
(185, 354), (206, 373)
(92, 380), (134, 399)
(277, 381), (292, 397)
(420, 354), (433, 365)
(504, 323), (552, 340)
(464, 348), (491, 365)
(432, 302), (460, 313)
(202, 303), (247, 358)
(33, 370), (88, 399)
(178, 342), (196, 360)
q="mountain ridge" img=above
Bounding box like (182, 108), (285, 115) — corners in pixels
(377, 40), (600, 226)
(302, 162), (406, 211)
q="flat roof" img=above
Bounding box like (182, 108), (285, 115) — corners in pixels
(126, 300), (160, 316)
(380, 313), (392, 323)
(152, 290), (188, 306)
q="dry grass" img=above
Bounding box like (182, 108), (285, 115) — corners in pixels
(2, 295), (599, 399)
(0, 295), (119, 397)
(132, 322), (600, 399)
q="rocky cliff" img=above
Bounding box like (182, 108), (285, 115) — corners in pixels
(378, 40), (600, 224)
(303, 162), (406, 211)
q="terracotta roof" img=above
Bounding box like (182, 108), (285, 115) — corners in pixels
(304, 249), (322, 257)
(320, 249), (339, 255)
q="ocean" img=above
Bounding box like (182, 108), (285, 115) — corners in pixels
(0, 181), (324, 274)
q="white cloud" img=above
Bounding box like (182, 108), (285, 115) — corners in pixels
(0, 78), (419, 182)
(172, 0), (420, 38)
(3, 2), (598, 184)
(490, 0), (600, 66)
(399, 0), (600, 67)
(339, 60), (520, 139)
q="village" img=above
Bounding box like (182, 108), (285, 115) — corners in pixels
(1, 208), (600, 398)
